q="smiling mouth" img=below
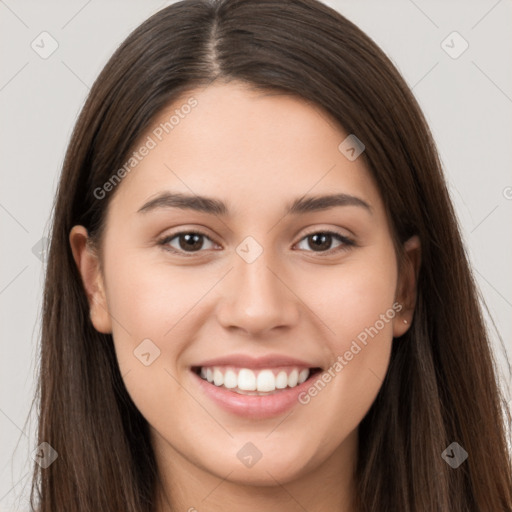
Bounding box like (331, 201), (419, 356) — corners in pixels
(191, 365), (323, 396)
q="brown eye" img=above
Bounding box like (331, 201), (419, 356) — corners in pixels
(160, 231), (216, 255)
(158, 229), (355, 257)
(176, 233), (205, 251)
(296, 231), (355, 254)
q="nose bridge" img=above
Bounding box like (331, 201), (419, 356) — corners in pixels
(235, 246), (286, 312)
(216, 243), (299, 335)
(239, 251), (279, 300)
(234, 233), (281, 297)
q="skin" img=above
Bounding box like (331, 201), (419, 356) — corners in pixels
(70, 80), (420, 512)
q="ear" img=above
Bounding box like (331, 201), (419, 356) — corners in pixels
(69, 225), (112, 334)
(393, 234), (421, 338)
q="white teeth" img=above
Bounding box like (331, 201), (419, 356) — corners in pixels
(298, 368), (309, 384)
(275, 371), (288, 389)
(238, 369), (257, 391)
(213, 368), (224, 386)
(256, 369), (276, 392)
(288, 369), (298, 387)
(198, 366), (311, 392)
(223, 369), (238, 389)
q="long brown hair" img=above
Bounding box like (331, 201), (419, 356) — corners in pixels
(30, 0), (512, 510)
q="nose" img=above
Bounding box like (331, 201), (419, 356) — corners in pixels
(215, 250), (301, 337)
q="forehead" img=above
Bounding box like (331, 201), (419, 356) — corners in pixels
(106, 81), (384, 221)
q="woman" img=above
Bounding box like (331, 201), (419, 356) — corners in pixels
(30, 0), (512, 510)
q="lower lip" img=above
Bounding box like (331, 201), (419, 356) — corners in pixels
(191, 370), (317, 419)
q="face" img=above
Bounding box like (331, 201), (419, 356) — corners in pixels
(71, 81), (418, 489)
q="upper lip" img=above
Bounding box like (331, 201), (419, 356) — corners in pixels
(193, 353), (321, 369)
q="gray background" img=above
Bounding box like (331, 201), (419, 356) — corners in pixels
(1, 0), (511, 510)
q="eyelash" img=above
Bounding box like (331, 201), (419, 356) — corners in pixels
(157, 229), (356, 257)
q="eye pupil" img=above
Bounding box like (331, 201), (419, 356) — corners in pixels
(180, 233), (203, 251)
(309, 233), (332, 251)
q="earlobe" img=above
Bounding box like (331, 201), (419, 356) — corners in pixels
(69, 225), (112, 334)
(393, 234), (421, 338)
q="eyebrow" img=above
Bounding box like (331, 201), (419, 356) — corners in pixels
(137, 191), (372, 216)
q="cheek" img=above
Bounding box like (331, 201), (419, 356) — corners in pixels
(102, 253), (203, 424)
(104, 250), (205, 340)
(306, 244), (398, 348)
(297, 244), (398, 424)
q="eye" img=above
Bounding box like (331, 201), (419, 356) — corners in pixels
(295, 230), (355, 254)
(158, 229), (355, 257)
(158, 230), (217, 256)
